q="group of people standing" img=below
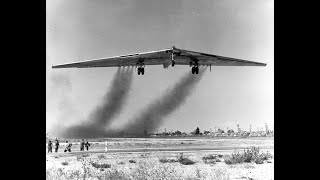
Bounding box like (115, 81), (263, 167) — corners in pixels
(47, 138), (91, 153)
(47, 138), (59, 153)
(80, 139), (91, 151)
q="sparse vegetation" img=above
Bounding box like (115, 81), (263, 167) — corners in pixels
(202, 154), (217, 160)
(132, 161), (182, 179)
(159, 153), (196, 165)
(89, 161), (111, 168)
(159, 157), (178, 163)
(204, 159), (216, 164)
(46, 138), (273, 180)
(177, 153), (195, 165)
(223, 147), (273, 164)
(202, 154), (219, 164)
(103, 169), (129, 180)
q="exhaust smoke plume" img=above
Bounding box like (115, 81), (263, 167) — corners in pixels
(122, 67), (207, 136)
(54, 67), (134, 138)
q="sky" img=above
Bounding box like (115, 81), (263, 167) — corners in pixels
(46, 0), (274, 134)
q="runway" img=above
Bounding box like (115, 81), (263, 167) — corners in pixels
(46, 145), (274, 156)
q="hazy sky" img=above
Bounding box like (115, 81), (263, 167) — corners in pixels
(46, 0), (274, 133)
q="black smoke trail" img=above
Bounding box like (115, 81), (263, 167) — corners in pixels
(122, 67), (207, 136)
(54, 67), (134, 138)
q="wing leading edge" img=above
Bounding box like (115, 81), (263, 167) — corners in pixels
(52, 46), (267, 75)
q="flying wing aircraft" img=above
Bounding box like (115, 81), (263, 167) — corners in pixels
(52, 46), (266, 75)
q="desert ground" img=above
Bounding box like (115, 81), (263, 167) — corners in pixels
(46, 137), (274, 180)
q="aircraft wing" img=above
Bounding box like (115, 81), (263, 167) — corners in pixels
(52, 46), (266, 70)
(173, 48), (267, 66)
(52, 48), (173, 69)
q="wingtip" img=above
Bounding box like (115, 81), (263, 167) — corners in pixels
(258, 62), (267, 66)
(52, 64), (60, 69)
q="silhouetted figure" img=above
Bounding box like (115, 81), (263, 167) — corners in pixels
(80, 139), (85, 151)
(48, 140), (52, 153)
(54, 138), (59, 153)
(85, 140), (91, 151)
(195, 127), (200, 135)
(64, 141), (72, 152)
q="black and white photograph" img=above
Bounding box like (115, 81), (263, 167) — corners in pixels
(46, 0), (274, 179)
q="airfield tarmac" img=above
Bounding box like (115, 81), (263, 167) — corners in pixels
(46, 137), (274, 180)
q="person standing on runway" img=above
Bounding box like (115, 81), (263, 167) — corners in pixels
(80, 139), (85, 151)
(47, 140), (52, 153)
(54, 137), (59, 153)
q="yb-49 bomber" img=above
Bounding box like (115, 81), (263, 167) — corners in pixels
(52, 46), (266, 75)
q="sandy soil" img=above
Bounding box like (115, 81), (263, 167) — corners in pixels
(46, 137), (274, 180)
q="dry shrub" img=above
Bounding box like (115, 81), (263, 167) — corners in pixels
(129, 160), (136, 163)
(202, 154), (217, 160)
(47, 160), (125, 180)
(177, 153), (195, 165)
(90, 161), (111, 169)
(223, 147), (273, 164)
(202, 154), (218, 164)
(204, 159), (216, 164)
(179, 157), (195, 165)
(61, 161), (68, 166)
(102, 169), (129, 180)
(159, 157), (178, 163)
